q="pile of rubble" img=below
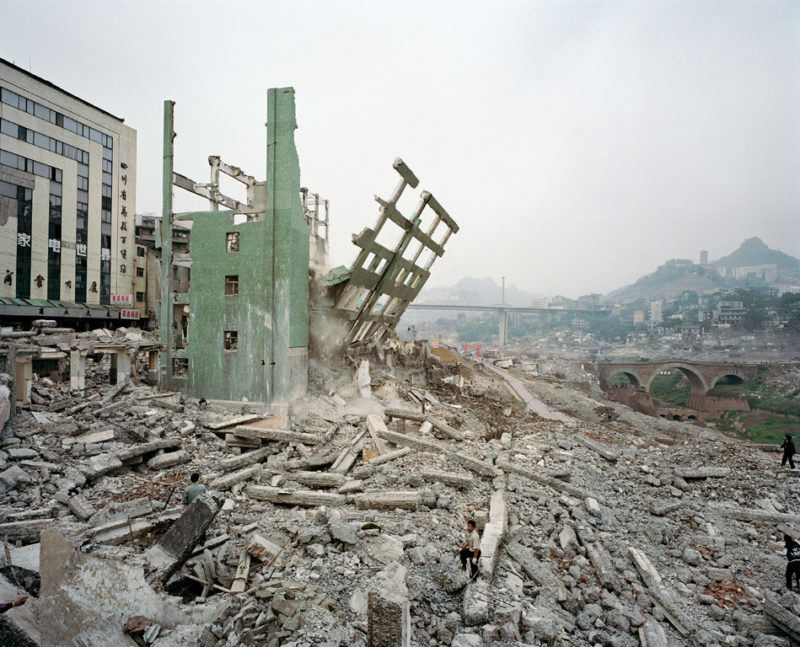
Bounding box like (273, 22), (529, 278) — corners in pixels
(1, 334), (800, 646)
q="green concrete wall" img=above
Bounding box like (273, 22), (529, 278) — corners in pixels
(184, 212), (272, 402)
(181, 87), (309, 406)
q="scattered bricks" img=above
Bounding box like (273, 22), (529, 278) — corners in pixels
(674, 466), (731, 479)
(146, 449), (191, 470)
(420, 469), (473, 490)
(368, 447), (411, 466)
(246, 533), (282, 562)
(67, 495), (97, 521)
(284, 471), (346, 489)
(209, 464), (263, 491)
(232, 425), (322, 445)
(80, 453), (123, 480)
(354, 491), (420, 511)
(576, 435), (619, 461)
(144, 493), (219, 583)
(245, 485), (346, 507)
(217, 447), (272, 472)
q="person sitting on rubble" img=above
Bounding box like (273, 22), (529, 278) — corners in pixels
(183, 472), (206, 505)
(780, 434), (796, 469)
(459, 519), (481, 579)
(0, 596), (26, 614)
(785, 534), (800, 591)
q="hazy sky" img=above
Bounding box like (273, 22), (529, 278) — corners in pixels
(3, 0), (798, 297)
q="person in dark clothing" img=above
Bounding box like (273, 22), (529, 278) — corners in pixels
(781, 435), (796, 469)
(785, 535), (800, 590)
(459, 519), (481, 579)
(0, 596), (26, 614)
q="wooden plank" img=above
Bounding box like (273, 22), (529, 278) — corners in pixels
(230, 549), (251, 594)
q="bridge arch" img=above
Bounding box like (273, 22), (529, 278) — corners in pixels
(708, 371), (746, 390)
(606, 370), (644, 389)
(645, 363), (708, 392)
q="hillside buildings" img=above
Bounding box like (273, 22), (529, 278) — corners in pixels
(0, 58), (137, 324)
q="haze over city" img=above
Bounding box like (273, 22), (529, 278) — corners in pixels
(2, 0), (798, 298)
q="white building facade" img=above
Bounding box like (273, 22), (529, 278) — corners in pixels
(0, 58), (137, 318)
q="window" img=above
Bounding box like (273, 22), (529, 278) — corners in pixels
(137, 247), (145, 257)
(224, 331), (238, 351)
(173, 265), (178, 279)
(136, 291), (144, 302)
(225, 275), (239, 295)
(226, 232), (239, 252)
(136, 267), (144, 277)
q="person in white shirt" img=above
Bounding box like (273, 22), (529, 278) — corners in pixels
(459, 519), (481, 578)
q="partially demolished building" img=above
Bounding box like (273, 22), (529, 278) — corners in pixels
(157, 87), (457, 411)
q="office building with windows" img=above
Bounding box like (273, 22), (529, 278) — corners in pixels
(0, 58), (137, 323)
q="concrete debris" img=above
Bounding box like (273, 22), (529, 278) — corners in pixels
(0, 334), (798, 646)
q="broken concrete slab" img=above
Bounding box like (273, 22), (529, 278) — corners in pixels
(144, 493), (219, 583)
(209, 464), (263, 490)
(245, 485), (346, 507)
(674, 466), (731, 479)
(368, 446), (411, 466)
(80, 453), (123, 480)
(421, 468), (473, 490)
(576, 435), (619, 461)
(355, 491), (421, 511)
(38, 529), (227, 646)
(232, 425), (322, 445)
(146, 449), (191, 470)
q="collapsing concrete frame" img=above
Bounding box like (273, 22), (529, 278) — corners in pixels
(330, 158), (459, 347)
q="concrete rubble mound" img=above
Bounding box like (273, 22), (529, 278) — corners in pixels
(0, 328), (799, 647)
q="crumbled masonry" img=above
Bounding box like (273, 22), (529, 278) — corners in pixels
(0, 327), (800, 646)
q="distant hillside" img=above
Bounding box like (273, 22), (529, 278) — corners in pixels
(713, 237), (799, 273)
(607, 262), (728, 303)
(418, 276), (535, 306)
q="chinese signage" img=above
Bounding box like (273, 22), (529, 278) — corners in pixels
(111, 294), (132, 305)
(120, 308), (140, 320)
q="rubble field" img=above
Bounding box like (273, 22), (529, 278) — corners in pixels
(1, 327), (800, 647)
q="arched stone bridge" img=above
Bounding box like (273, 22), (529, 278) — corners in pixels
(595, 360), (761, 410)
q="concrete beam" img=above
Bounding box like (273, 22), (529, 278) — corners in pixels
(245, 485), (346, 507)
(355, 491), (420, 511)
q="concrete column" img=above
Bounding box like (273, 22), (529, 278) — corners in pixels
(109, 352), (118, 385)
(115, 350), (132, 385)
(15, 356), (32, 405)
(70, 350), (86, 391)
(498, 308), (507, 346)
(368, 563), (411, 647)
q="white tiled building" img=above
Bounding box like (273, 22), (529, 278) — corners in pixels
(0, 58), (137, 321)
